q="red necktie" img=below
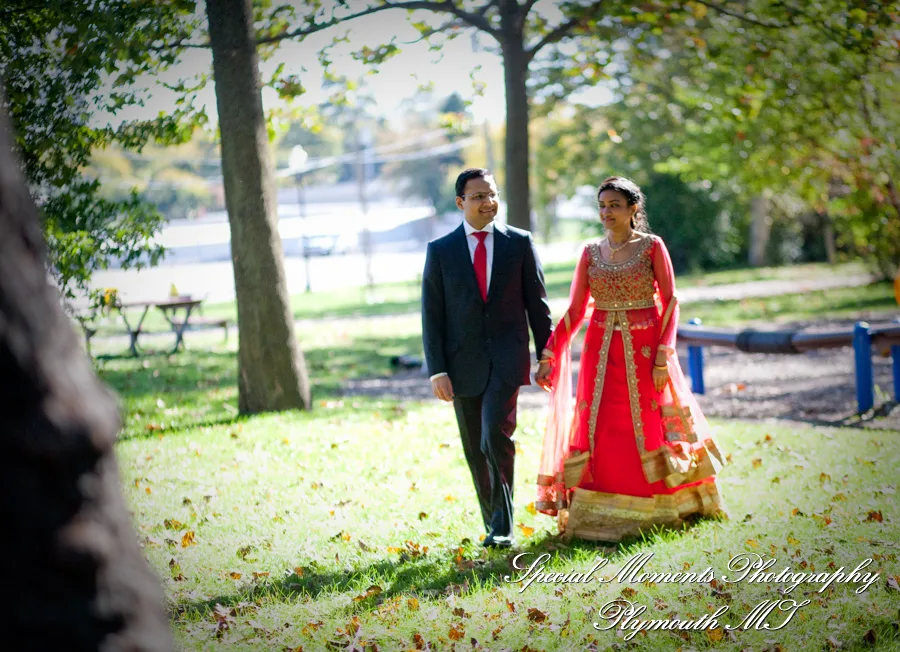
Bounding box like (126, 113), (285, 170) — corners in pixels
(473, 231), (488, 302)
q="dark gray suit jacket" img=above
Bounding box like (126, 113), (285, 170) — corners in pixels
(421, 222), (553, 397)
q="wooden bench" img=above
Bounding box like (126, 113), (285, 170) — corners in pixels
(170, 316), (230, 341)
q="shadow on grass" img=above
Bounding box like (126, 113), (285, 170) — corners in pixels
(170, 516), (720, 622)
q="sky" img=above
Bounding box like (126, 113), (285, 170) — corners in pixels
(114, 5), (511, 130)
(109, 1), (614, 132)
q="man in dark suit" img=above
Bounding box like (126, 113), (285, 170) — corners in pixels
(421, 168), (553, 548)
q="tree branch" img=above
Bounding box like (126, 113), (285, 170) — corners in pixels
(693, 0), (792, 29)
(255, 0), (499, 46)
(525, 1), (606, 62)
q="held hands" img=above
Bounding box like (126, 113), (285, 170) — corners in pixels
(431, 375), (454, 402)
(535, 361), (552, 392)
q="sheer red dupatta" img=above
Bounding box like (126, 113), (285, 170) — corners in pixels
(536, 245), (592, 516)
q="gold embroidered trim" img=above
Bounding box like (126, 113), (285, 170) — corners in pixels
(651, 399), (658, 410)
(587, 311), (616, 453)
(618, 311), (646, 452)
(589, 236), (653, 269)
(563, 482), (726, 542)
(641, 345), (652, 359)
(537, 472), (564, 486)
(593, 299), (657, 310)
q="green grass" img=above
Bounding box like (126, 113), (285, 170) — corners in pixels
(95, 310), (900, 650)
(681, 281), (899, 327)
(85, 261), (873, 337)
(113, 377), (900, 650)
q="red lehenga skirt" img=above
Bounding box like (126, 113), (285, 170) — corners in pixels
(537, 308), (727, 543)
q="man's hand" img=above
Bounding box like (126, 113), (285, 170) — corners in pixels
(535, 362), (552, 392)
(432, 375), (455, 402)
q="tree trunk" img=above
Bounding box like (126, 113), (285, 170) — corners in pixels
(207, 0), (311, 414)
(748, 194), (770, 267)
(0, 103), (172, 648)
(500, 28), (532, 231)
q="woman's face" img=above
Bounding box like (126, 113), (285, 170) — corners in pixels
(598, 189), (636, 230)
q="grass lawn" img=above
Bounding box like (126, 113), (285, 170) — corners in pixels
(86, 261), (875, 336)
(96, 316), (900, 650)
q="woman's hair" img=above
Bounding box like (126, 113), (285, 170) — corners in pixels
(597, 176), (651, 232)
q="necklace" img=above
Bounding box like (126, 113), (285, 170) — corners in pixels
(607, 231), (634, 255)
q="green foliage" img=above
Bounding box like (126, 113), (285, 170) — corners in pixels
(0, 0), (204, 305)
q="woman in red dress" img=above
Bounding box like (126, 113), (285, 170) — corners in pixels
(535, 177), (728, 542)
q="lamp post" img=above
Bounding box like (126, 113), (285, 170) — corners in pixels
(289, 145), (311, 293)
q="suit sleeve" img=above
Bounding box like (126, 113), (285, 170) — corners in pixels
(522, 233), (553, 362)
(421, 242), (447, 376)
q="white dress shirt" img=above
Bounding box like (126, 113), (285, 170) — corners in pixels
(430, 220), (495, 382)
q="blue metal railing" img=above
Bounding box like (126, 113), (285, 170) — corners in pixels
(678, 320), (900, 413)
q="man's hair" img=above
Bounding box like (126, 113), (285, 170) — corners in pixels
(455, 168), (494, 198)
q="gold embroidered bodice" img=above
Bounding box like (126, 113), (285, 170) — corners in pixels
(586, 236), (657, 310)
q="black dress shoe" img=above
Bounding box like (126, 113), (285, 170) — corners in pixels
(482, 534), (514, 548)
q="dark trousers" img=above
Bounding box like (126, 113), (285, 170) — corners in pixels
(452, 368), (519, 537)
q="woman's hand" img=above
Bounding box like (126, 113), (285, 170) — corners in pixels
(652, 361), (669, 392)
(535, 361), (553, 391)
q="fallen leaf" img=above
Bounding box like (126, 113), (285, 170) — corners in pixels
(865, 510), (883, 522)
(181, 531), (196, 548)
(517, 523), (534, 538)
(252, 571), (269, 579)
(527, 607), (548, 623)
(407, 598), (419, 611)
(621, 587), (637, 598)
(820, 472), (832, 483)
(448, 625), (465, 640)
(706, 627), (724, 643)
(526, 502), (537, 516)
(293, 566), (304, 577)
(746, 539), (759, 549)
(445, 495), (457, 502)
(787, 535), (800, 545)
(418, 512), (428, 520)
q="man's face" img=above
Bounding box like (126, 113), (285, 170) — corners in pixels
(457, 175), (499, 229)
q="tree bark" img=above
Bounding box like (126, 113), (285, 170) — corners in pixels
(207, 0), (311, 414)
(0, 102), (172, 648)
(499, 11), (532, 232)
(748, 194), (770, 267)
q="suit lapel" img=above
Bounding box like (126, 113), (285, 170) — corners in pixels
(488, 223), (508, 303)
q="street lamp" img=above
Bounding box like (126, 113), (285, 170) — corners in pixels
(289, 145), (311, 293)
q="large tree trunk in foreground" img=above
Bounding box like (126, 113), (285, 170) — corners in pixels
(207, 0), (311, 414)
(0, 104), (172, 648)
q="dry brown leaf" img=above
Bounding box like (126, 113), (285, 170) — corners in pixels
(525, 502), (537, 516)
(865, 510), (883, 522)
(229, 571), (241, 580)
(527, 607), (548, 623)
(621, 587), (637, 598)
(706, 627), (724, 644)
(787, 535), (800, 545)
(407, 598), (420, 611)
(293, 566), (304, 577)
(412, 633), (426, 650)
(820, 472), (832, 483)
(746, 539), (759, 549)
(448, 625), (465, 641)
(252, 571), (269, 579)
(751, 458), (762, 468)
(180, 531), (196, 547)
(517, 523), (534, 538)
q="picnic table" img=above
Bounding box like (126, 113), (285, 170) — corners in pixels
(77, 295), (227, 356)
